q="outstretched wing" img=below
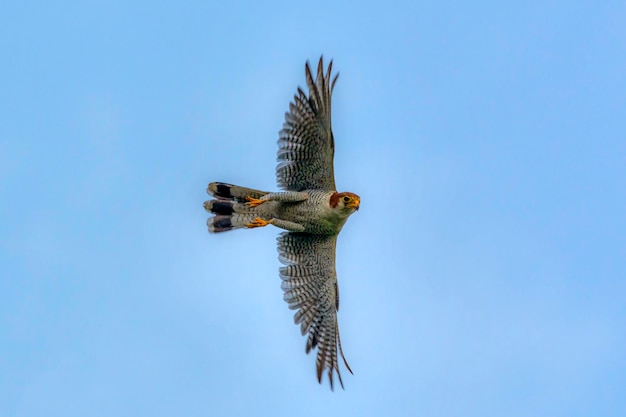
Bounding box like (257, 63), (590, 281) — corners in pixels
(277, 232), (352, 390)
(277, 57), (338, 192)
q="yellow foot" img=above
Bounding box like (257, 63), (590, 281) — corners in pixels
(245, 196), (265, 207)
(245, 217), (272, 228)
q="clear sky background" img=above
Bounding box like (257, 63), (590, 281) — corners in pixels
(1, 1), (625, 416)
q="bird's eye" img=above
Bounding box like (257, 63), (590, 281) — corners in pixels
(342, 196), (350, 203)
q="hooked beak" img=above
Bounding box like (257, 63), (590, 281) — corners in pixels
(348, 199), (360, 211)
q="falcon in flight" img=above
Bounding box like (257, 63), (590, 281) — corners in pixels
(204, 57), (359, 390)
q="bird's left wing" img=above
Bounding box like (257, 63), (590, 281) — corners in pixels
(277, 57), (338, 192)
(277, 232), (352, 390)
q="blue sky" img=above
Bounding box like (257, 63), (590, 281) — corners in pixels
(1, 1), (625, 416)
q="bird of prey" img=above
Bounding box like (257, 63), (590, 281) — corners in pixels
(203, 57), (360, 390)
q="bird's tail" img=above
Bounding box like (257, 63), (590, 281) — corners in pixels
(203, 182), (269, 233)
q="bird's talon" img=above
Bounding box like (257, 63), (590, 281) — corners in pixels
(246, 217), (271, 228)
(246, 196), (265, 207)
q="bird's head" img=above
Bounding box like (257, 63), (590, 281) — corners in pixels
(330, 192), (360, 213)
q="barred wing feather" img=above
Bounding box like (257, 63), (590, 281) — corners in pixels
(277, 57), (338, 191)
(277, 232), (352, 390)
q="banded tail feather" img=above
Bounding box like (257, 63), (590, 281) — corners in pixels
(207, 182), (268, 202)
(204, 182), (269, 233)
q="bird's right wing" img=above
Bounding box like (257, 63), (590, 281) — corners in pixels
(277, 57), (338, 192)
(277, 232), (352, 390)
